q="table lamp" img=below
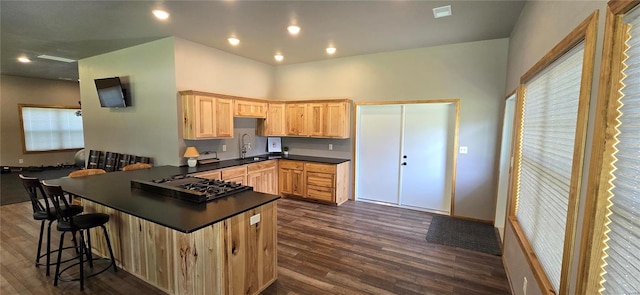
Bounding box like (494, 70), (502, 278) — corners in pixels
(184, 147), (200, 167)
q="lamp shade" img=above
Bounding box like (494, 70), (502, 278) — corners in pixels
(183, 147), (200, 158)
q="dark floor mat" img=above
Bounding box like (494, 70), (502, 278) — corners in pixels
(426, 215), (502, 256)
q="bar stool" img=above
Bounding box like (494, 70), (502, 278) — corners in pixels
(41, 181), (117, 291)
(19, 175), (83, 276)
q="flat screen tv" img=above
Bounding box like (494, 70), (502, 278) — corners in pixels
(94, 77), (127, 108)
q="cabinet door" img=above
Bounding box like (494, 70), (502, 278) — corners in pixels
(216, 98), (234, 138)
(234, 99), (267, 118)
(247, 171), (264, 193)
(262, 167), (278, 194)
(285, 104), (307, 136)
(194, 95), (217, 138)
(307, 103), (325, 137)
(325, 102), (349, 138)
(279, 169), (292, 194)
(267, 103), (286, 136)
(291, 169), (305, 196)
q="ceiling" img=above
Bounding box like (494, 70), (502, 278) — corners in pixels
(1, 0), (526, 81)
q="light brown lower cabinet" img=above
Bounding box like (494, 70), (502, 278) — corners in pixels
(191, 160), (278, 194)
(279, 160), (350, 205)
(221, 165), (248, 185)
(82, 199), (277, 295)
(247, 160), (278, 194)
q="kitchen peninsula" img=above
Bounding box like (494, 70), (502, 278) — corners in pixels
(46, 165), (280, 295)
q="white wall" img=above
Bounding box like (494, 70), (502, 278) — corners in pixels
(78, 37), (180, 165)
(274, 39), (510, 221)
(0, 75), (81, 167)
(502, 1), (607, 294)
(174, 38), (275, 162)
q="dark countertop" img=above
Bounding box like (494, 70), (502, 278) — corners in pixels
(188, 154), (350, 173)
(45, 165), (280, 233)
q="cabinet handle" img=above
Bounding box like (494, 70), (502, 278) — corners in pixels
(401, 162), (407, 166)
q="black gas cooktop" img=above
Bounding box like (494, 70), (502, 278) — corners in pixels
(131, 174), (253, 203)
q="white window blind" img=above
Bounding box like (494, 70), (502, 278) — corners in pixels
(516, 43), (584, 292)
(601, 10), (640, 294)
(21, 106), (84, 152)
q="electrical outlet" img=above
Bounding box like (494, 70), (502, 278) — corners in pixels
(247, 143), (251, 150)
(18, 159), (24, 164)
(459, 146), (468, 154)
(250, 213), (261, 225)
(222, 145), (227, 152)
(329, 144), (333, 150)
(523, 276), (528, 295)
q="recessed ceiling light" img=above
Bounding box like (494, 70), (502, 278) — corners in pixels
(433, 5), (452, 18)
(326, 47), (336, 55)
(18, 56), (31, 63)
(38, 54), (76, 63)
(228, 37), (240, 46)
(152, 9), (170, 20)
(287, 25), (300, 35)
(274, 54), (284, 62)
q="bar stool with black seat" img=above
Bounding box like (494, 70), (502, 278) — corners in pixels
(41, 181), (117, 291)
(19, 175), (83, 276)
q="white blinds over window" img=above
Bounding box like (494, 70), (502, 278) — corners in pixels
(21, 107), (84, 151)
(516, 43), (584, 292)
(602, 11), (640, 295)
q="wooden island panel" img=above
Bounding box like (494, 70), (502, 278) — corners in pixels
(82, 200), (277, 295)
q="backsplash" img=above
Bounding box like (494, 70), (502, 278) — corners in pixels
(281, 137), (352, 159)
(183, 118), (352, 162)
(184, 118), (268, 161)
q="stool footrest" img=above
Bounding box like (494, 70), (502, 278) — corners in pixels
(56, 254), (116, 283)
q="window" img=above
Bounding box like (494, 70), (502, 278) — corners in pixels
(19, 104), (84, 153)
(579, 2), (640, 294)
(509, 12), (598, 294)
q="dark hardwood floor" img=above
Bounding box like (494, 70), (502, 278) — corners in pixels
(0, 198), (511, 294)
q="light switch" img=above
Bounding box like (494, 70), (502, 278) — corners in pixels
(459, 146), (468, 154)
(250, 213), (261, 225)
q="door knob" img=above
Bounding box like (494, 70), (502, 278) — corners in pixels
(401, 162), (407, 166)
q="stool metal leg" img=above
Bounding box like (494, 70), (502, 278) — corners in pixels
(79, 230), (85, 291)
(85, 230), (93, 268)
(102, 225), (117, 272)
(35, 220), (45, 266)
(53, 231), (66, 287)
(45, 220), (53, 276)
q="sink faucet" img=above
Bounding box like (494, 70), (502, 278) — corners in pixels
(240, 133), (250, 159)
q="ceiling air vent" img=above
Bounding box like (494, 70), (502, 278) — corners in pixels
(433, 5), (452, 19)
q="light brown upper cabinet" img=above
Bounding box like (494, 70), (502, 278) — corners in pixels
(234, 98), (267, 118)
(257, 102), (286, 136)
(307, 102), (350, 138)
(285, 103), (308, 136)
(181, 91), (234, 139)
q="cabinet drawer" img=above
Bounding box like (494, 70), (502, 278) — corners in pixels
(247, 160), (276, 173)
(305, 163), (336, 174)
(191, 170), (221, 180)
(280, 160), (304, 170)
(306, 172), (334, 188)
(306, 185), (335, 202)
(221, 166), (247, 179)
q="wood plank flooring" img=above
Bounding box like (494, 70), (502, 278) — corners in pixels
(1, 198), (510, 294)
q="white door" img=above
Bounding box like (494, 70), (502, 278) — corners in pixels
(399, 103), (453, 213)
(494, 95), (516, 241)
(355, 105), (402, 204)
(355, 102), (455, 213)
